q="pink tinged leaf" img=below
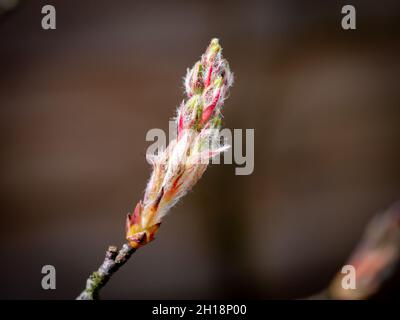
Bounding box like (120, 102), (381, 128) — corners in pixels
(163, 173), (183, 203)
(200, 88), (221, 125)
(153, 187), (164, 210)
(125, 213), (132, 234)
(177, 112), (184, 138)
(171, 172), (184, 191)
(131, 201), (142, 225)
(204, 65), (213, 87)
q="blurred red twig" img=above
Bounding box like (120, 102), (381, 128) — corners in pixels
(312, 203), (400, 299)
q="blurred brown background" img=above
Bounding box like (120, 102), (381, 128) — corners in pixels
(1, 0), (400, 299)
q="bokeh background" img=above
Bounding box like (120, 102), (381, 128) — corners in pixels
(1, 0), (400, 299)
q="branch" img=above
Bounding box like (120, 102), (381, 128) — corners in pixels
(77, 243), (136, 300)
(311, 202), (400, 299)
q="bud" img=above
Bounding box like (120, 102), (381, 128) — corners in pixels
(126, 201), (161, 248)
(126, 38), (234, 248)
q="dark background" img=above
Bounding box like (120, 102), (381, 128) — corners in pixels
(1, 0), (400, 299)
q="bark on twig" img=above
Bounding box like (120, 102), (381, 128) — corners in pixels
(77, 243), (136, 300)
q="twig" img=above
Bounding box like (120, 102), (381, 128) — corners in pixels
(310, 202), (400, 299)
(77, 243), (136, 300)
(76, 38), (234, 300)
